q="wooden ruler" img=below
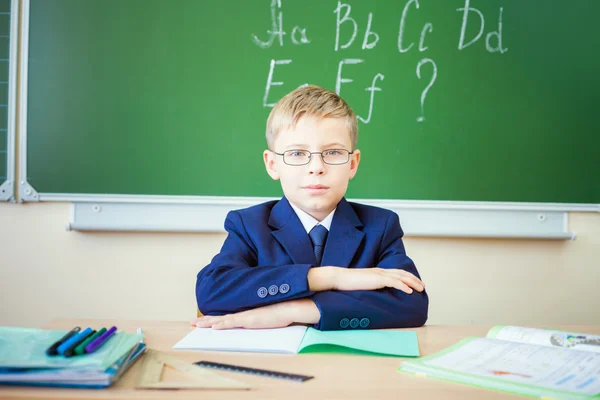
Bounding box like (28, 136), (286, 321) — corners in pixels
(136, 349), (250, 390)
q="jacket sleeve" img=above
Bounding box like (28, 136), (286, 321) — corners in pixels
(311, 212), (428, 330)
(196, 210), (314, 315)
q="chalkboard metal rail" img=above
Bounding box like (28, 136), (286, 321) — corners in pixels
(50, 194), (599, 239)
(0, 0), (18, 202)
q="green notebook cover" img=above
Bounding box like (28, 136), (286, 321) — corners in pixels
(299, 328), (420, 357)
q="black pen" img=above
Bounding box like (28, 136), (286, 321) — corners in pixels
(46, 326), (81, 356)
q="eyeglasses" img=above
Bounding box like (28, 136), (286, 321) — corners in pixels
(272, 149), (354, 166)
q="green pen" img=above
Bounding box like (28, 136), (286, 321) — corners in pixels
(74, 328), (107, 355)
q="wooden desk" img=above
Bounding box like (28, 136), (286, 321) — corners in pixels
(1, 320), (598, 399)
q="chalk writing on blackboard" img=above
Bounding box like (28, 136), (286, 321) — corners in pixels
(254, 0), (508, 123)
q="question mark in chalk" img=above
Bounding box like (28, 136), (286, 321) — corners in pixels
(416, 58), (438, 122)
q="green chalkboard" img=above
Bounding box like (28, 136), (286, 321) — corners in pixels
(25, 0), (600, 203)
(0, 0), (11, 189)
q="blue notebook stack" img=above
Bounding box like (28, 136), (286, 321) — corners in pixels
(0, 327), (146, 388)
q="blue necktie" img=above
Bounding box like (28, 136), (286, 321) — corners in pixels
(309, 225), (328, 267)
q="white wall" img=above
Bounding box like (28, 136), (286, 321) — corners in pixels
(1, 202), (598, 327)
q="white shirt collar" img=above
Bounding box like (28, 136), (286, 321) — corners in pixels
(289, 202), (336, 233)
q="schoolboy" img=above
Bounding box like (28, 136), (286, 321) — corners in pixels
(192, 86), (428, 331)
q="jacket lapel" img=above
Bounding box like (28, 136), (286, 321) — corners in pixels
(321, 198), (365, 268)
(268, 197), (316, 265)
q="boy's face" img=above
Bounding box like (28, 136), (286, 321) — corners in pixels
(264, 115), (360, 222)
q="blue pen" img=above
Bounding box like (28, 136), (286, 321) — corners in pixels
(56, 327), (93, 355)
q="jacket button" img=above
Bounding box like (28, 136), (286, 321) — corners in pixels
(359, 318), (370, 328)
(257, 287), (268, 298)
(339, 318), (350, 328)
(350, 318), (360, 328)
(268, 285), (279, 295)
(279, 283), (290, 293)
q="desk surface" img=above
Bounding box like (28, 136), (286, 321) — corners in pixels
(1, 320), (599, 400)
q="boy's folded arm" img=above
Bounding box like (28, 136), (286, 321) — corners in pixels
(197, 261), (315, 315)
(310, 252), (429, 331)
(311, 287), (428, 330)
(311, 212), (428, 331)
(196, 211), (315, 315)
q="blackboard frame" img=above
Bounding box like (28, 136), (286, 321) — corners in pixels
(16, 0), (599, 237)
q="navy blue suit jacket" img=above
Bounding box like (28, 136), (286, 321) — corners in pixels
(196, 197), (428, 330)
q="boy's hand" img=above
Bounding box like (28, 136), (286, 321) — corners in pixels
(190, 309), (291, 330)
(308, 267), (425, 294)
(190, 299), (320, 330)
(333, 268), (425, 293)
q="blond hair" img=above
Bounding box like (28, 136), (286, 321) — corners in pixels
(266, 85), (358, 150)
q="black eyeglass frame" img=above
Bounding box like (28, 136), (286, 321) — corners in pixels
(271, 149), (355, 166)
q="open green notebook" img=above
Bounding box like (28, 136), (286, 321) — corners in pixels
(173, 325), (419, 357)
(400, 326), (600, 400)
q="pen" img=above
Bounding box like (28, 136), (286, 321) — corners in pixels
(57, 327), (93, 355)
(64, 329), (96, 358)
(46, 327), (81, 356)
(85, 326), (117, 353)
(74, 327), (106, 355)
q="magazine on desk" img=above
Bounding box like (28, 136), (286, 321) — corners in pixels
(400, 325), (600, 400)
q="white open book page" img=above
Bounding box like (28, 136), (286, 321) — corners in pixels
(172, 326), (308, 354)
(424, 338), (600, 396)
(491, 326), (600, 353)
